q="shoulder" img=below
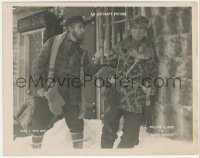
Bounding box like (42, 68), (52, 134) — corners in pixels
(42, 36), (56, 48)
(45, 32), (69, 45)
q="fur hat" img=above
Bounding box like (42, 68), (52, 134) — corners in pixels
(130, 15), (149, 28)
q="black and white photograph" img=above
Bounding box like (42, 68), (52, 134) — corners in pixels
(2, 1), (199, 156)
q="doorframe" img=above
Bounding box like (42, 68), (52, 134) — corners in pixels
(18, 28), (45, 108)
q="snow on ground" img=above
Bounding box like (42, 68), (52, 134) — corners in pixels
(13, 119), (193, 152)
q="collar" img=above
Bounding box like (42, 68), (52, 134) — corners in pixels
(66, 32), (83, 44)
(120, 36), (147, 49)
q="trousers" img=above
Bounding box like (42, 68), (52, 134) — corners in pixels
(31, 95), (84, 136)
(101, 88), (142, 148)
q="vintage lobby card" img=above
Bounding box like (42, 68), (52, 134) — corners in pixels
(2, 1), (199, 156)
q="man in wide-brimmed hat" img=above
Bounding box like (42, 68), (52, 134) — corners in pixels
(31, 15), (102, 149)
(100, 15), (158, 148)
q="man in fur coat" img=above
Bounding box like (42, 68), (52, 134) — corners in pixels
(100, 15), (158, 148)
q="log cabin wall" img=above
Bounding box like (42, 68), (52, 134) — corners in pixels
(144, 7), (192, 141)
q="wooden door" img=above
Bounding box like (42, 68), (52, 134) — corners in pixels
(18, 28), (44, 109)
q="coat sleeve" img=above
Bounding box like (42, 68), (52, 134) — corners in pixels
(103, 45), (121, 70)
(31, 38), (54, 90)
(95, 45), (121, 80)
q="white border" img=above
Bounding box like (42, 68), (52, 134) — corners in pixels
(1, 0), (199, 158)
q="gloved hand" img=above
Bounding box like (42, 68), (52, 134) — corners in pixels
(142, 85), (152, 95)
(93, 47), (104, 64)
(36, 88), (45, 97)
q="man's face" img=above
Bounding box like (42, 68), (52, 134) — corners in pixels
(69, 23), (85, 41)
(131, 26), (147, 41)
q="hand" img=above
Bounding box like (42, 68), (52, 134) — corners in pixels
(37, 88), (45, 97)
(142, 85), (152, 95)
(94, 48), (103, 64)
(108, 76), (116, 85)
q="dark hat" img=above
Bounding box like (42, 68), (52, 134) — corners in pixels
(65, 16), (85, 26)
(61, 15), (95, 26)
(131, 15), (149, 28)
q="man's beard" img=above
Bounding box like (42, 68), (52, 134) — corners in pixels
(72, 31), (84, 43)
